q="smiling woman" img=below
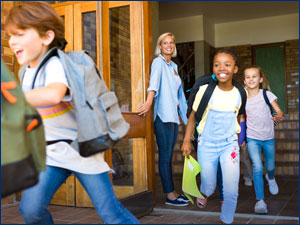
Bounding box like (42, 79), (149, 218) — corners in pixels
(137, 32), (189, 206)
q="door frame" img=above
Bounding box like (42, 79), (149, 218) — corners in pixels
(51, 1), (155, 208)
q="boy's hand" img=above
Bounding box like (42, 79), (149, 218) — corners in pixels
(181, 140), (192, 158)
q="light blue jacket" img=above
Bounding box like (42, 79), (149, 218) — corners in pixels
(147, 55), (188, 125)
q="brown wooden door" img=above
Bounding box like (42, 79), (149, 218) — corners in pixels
(50, 1), (154, 208)
(102, 1), (155, 201)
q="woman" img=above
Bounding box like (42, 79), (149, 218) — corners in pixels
(137, 32), (189, 206)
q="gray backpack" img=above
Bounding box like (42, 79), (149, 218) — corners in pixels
(19, 47), (130, 157)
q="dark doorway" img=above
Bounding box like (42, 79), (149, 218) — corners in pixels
(175, 42), (195, 99)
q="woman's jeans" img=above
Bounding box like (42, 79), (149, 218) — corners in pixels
(19, 166), (140, 224)
(154, 116), (178, 194)
(247, 138), (276, 200)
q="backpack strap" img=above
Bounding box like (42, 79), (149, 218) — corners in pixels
(232, 80), (247, 116)
(195, 79), (217, 123)
(186, 75), (214, 118)
(31, 47), (58, 89)
(263, 88), (274, 115)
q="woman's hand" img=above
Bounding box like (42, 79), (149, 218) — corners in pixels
(137, 101), (152, 117)
(137, 91), (155, 117)
(181, 140), (192, 158)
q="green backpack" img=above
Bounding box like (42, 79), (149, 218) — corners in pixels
(1, 60), (46, 198)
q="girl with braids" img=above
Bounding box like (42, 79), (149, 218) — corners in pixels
(181, 49), (245, 224)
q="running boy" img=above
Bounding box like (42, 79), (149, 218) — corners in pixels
(5, 2), (139, 224)
(181, 49), (244, 224)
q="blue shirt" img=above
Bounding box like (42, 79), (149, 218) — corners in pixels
(147, 55), (188, 125)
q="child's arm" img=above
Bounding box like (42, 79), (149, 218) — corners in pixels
(271, 100), (285, 122)
(238, 114), (246, 147)
(24, 83), (68, 107)
(181, 110), (196, 158)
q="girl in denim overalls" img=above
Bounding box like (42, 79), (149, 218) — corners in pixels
(181, 49), (245, 224)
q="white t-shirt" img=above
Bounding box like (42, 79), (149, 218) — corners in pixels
(175, 74), (181, 106)
(22, 56), (111, 174)
(245, 89), (277, 141)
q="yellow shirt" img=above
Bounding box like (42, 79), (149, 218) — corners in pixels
(192, 84), (242, 135)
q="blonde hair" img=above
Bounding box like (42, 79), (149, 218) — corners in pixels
(244, 65), (271, 91)
(154, 32), (177, 57)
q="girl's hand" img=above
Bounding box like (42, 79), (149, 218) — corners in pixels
(240, 141), (246, 147)
(271, 115), (285, 122)
(271, 100), (285, 122)
(181, 140), (192, 158)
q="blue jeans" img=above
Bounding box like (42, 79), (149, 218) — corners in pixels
(154, 116), (178, 194)
(247, 138), (275, 200)
(19, 166), (140, 224)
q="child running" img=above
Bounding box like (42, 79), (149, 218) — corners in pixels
(181, 49), (244, 224)
(243, 65), (284, 214)
(5, 2), (140, 224)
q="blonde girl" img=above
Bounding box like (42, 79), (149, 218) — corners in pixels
(243, 65), (284, 214)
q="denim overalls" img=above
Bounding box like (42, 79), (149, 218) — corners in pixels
(197, 90), (241, 224)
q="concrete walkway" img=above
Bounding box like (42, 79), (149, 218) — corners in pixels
(1, 176), (299, 224)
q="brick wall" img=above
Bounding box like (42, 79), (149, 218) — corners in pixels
(285, 40), (299, 113)
(1, 1), (18, 75)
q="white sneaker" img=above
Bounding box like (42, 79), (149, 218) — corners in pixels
(254, 199), (268, 214)
(244, 180), (253, 186)
(265, 174), (279, 195)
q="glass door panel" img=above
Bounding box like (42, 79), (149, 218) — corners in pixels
(82, 11), (97, 63)
(109, 6), (131, 111)
(103, 1), (149, 197)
